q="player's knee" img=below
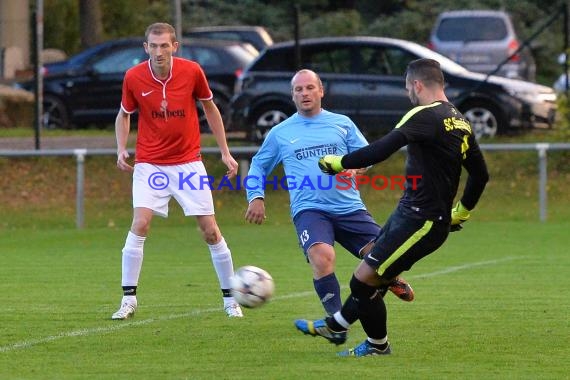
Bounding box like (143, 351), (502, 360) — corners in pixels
(308, 244), (335, 265)
(201, 227), (221, 245)
(359, 240), (375, 257)
(197, 216), (221, 244)
(131, 217), (151, 236)
(349, 274), (378, 301)
(308, 252), (335, 277)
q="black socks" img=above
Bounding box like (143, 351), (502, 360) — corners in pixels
(122, 286), (137, 296)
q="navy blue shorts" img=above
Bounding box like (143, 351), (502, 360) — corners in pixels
(365, 205), (450, 280)
(293, 209), (381, 260)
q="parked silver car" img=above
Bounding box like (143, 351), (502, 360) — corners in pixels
(429, 10), (536, 81)
(184, 26), (273, 53)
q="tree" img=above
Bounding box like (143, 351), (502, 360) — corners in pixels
(41, 0), (566, 84)
(79, 0), (103, 49)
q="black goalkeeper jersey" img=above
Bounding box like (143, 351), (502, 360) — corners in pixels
(342, 101), (488, 223)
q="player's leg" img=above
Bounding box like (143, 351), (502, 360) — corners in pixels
(295, 209), (397, 348)
(113, 163), (170, 320)
(336, 262), (391, 357)
(361, 241), (414, 301)
(294, 210), (341, 315)
(195, 214), (242, 317)
(112, 207), (154, 320)
(307, 243), (341, 315)
(339, 212), (449, 356)
(336, 210), (414, 302)
(176, 160), (242, 317)
(295, 210), (448, 355)
(125, 207), (155, 289)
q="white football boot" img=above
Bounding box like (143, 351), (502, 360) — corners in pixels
(224, 302), (243, 318)
(111, 296), (137, 320)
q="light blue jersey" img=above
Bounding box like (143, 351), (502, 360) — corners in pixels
(246, 110), (369, 218)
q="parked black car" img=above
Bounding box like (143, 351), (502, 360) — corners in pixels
(229, 36), (557, 142)
(16, 37), (257, 130)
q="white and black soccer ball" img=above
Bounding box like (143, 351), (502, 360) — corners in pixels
(230, 265), (274, 308)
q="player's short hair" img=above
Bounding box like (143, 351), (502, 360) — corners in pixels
(405, 58), (444, 88)
(145, 23), (177, 43)
(291, 69), (323, 90)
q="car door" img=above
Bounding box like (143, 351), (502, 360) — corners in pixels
(65, 43), (146, 124)
(356, 44), (417, 134)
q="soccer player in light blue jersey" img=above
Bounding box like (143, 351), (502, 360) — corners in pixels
(245, 69), (413, 316)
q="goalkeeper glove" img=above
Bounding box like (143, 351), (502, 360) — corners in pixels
(318, 155), (344, 175)
(450, 201), (470, 232)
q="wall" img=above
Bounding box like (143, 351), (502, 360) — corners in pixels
(0, 0), (30, 78)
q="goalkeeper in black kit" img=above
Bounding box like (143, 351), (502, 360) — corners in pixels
(294, 58), (489, 357)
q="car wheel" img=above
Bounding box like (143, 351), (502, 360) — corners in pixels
(460, 101), (504, 139)
(43, 94), (70, 129)
(249, 104), (294, 142)
(197, 94), (229, 133)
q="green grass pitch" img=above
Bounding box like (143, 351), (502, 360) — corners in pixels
(0, 221), (568, 379)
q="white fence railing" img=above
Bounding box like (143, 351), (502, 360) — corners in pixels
(1, 143), (569, 228)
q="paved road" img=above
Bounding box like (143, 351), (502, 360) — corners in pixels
(0, 132), (246, 151)
(0, 135), (123, 150)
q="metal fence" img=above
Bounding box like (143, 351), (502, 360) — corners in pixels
(1, 143), (569, 228)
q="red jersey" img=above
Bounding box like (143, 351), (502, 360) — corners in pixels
(121, 57), (212, 164)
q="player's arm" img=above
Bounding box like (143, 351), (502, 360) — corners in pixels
(201, 98), (239, 178)
(339, 107), (433, 171)
(320, 130), (407, 174)
(451, 138), (489, 230)
(344, 120), (371, 175)
(115, 108), (133, 172)
(245, 132), (281, 224)
(459, 139), (489, 209)
(343, 129), (407, 169)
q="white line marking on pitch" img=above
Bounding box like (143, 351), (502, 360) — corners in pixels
(0, 307), (220, 353)
(0, 256), (523, 353)
(409, 256), (524, 279)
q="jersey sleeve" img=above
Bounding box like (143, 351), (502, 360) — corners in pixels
(192, 63), (213, 101)
(120, 70), (138, 114)
(460, 136), (489, 210)
(246, 130), (282, 202)
(345, 119), (369, 153)
(342, 130), (407, 169)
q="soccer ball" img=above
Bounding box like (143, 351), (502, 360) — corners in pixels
(230, 265), (275, 308)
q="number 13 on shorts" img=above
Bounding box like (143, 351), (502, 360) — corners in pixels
(299, 230), (310, 246)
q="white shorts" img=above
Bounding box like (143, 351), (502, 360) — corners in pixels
(132, 161), (214, 217)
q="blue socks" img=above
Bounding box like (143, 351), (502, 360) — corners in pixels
(314, 273), (342, 316)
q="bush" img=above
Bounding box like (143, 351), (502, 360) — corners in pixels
(554, 93), (570, 136)
(0, 85), (34, 128)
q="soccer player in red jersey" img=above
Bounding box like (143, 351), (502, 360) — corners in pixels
(112, 22), (243, 319)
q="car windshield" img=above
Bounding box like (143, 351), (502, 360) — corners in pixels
(65, 44), (108, 65)
(92, 46), (145, 74)
(436, 17), (508, 42)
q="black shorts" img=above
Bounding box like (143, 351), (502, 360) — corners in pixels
(365, 205), (449, 280)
